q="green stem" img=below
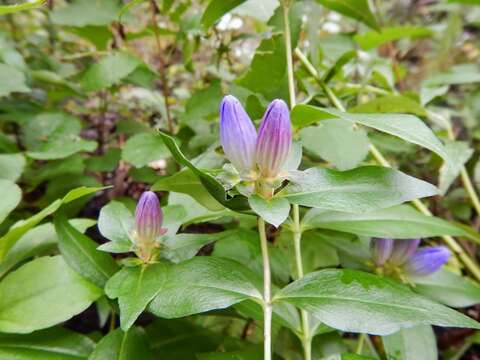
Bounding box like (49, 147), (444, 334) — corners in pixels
(283, 6), (311, 360)
(294, 47), (480, 282)
(356, 333), (366, 355)
(258, 217), (272, 360)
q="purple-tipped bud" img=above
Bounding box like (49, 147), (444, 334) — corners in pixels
(219, 95), (257, 173)
(371, 238), (394, 266)
(135, 191), (165, 244)
(389, 239), (421, 265)
(255, 99), (292, 178)
(405, 246), (450, 276)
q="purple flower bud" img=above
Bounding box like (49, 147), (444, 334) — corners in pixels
(219, 95), (257, 174)
(405, 246), (450, 276)
(135, 191), (165, 244)
(255, 99), (292, 178)
(371, 238), (394, 266)
(389, 239), (421, 265)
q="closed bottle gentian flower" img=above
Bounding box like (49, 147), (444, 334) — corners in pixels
(135, 191), (166, 246)
(219, 95), (257, 174)
(371, 238), (394, 266)
(255, 99), (292, 179)
(389, 239), (421, 265)
(404, 246), (450, 276)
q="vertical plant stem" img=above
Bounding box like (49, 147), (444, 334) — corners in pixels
(294, 47), (480, 282)
(356, 333), (366, 355)
(149, 0), (174, 134)
(258, 217), (272, 360)
(283, 4), (312, 360)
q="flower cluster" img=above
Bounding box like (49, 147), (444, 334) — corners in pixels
(370, 238), (450, 280)
(219, 95), (292, 198)
(133, 191), (167, 262)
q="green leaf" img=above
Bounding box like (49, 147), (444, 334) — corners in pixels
(159, 132), (248, 211)
(0, 153), (26, 182)
(354, 26), (433, 50)
(163, 231), (237, 263)
(0, 179), (21, 225)
(148, 257), (262, 318)
(145, 319), (223, 359)
(54, 213), (118, 288)
(0, 186), (105, 260)
(413, 269), (480, 308)
(0, 0), (45, 16)
(24, 113), (97, 160)
(98, 201), (134, 244)
(201, 0), (247, 29)
(0, 63), (29, 97)
(424, 64), (480, 87)
(291, 106), (448, 161)
(274, 268), (480, 335)
(0, 219), (95, 279)
(302, 205), (476, 240)
(212, 229), (291, 286)
(280, 166), (438, 212)
(300, 120), (370, 170)
(322, 50), (356, 84)
(0, 256), (101, 333)
(382, 326), (437, 360)
(0, 327), (95, 360)
(122, 132), (170, 168)
(439, 141), (473, 195)
(349, 95), (427, 117)
(89, 327), (153, 360)
(248, 195), (290, 228)
(81, 52), (141, 92)
(105, 264), (168, 330)
(153, 169), (225, 212)
(51, 0), (119, 27)
(316, 0), (380, 31)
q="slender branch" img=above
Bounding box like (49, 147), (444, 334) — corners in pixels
(149, 0), (174, 133)
(294, 47), (480, 282)
(283, 5), (311, 360)
(258, 217), (272, 360)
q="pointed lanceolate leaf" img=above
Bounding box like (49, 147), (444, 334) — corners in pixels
(148, 257), (262, 318)
(0, 256), (102, 333)
(105, 264), (168, 330)
(291, 105), (448, 161)
(159, 132), (249, 211)
(274, 268), (480, 335)
(55, 213), (118, 288)
(301, 205), (478, 241)
(0, 186), (107, 260)
(0, 327), (96, 359)
(280, 166), (438, 213)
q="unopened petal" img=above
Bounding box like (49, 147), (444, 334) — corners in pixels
(135, 191), (163, 243)
(255, 99), (292, 178)
(370, 238), (394, 266)
(219, 95), (257, 173)
(404, 246), (450, 276)
(389, 239), (421, 265)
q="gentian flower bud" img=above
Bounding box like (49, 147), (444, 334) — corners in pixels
(389, 239), (421, 265)
(371, 238), (394, 266)
(219, 95), (257, 174)
(135, 191), (165, 245)
(404, 246), (450, 276)
(255, 99), (292, 179)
